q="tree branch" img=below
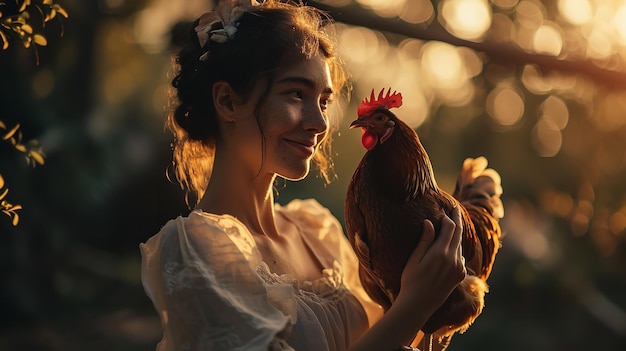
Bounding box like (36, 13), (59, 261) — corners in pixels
(309, 1), (626, 90)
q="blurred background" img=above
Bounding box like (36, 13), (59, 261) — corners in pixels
(1, 0), (625, 350)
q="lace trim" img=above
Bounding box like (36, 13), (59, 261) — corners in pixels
(256, 260), (348, 300)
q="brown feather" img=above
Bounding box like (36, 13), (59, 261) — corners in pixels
(345, 109), (503, 337)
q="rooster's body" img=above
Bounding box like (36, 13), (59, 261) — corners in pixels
(344, 89), (504, 339)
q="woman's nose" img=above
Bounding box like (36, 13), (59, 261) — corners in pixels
(303, 104), (328, 134)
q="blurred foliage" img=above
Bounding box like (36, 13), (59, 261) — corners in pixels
(0, 121), (45, 226)
(0, 0), (68, 63)
(0, 0), (625, 350)
(0, 0), (63, 226)
(0, 173), (22, 226)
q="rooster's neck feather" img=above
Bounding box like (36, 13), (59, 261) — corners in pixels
(364, 116), (438, 201)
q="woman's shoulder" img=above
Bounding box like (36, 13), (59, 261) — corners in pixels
(275, 199), (346, 270)
(276, 198), (342, 234)
(141, 210), (262, 269)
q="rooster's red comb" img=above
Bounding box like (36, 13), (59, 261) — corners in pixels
(357, 88), (403, 117)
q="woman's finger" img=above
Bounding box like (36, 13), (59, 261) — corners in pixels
(450, 206), (463, 253)
(414, 219), (435, 263)
(450, 206), (467, 277)
(435, 210), (457, 250)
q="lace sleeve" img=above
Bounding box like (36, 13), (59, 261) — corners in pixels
(140, 213), (294, 351)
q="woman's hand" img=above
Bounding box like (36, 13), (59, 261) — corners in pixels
(347, 207), (467, 351)
(397, 206), (467, 319)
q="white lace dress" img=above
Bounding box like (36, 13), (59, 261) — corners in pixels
(140, 199), (383, 351)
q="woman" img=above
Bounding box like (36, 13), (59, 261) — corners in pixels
(140, 1), (466, 350)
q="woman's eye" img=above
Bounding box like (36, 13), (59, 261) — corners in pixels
(290, 91), (303, 99)
(320, 96), (333, 110)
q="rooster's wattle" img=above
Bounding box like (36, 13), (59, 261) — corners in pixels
(344, 88), (504, 340)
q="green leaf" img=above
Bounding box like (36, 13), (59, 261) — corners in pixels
(0, 120), (5, 129)
(12, 212), (19, 226)
(0, 174), (4, 189)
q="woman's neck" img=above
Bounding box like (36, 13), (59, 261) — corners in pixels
(195, 152), (279, 238)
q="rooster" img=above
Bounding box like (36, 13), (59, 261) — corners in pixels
(344, 88), (504, 341)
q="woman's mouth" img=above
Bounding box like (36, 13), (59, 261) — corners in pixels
(285, 139), (315, 156)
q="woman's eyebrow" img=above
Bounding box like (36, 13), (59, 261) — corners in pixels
(275, 76), (334, 94)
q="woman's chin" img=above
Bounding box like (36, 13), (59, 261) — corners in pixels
(279, 167), (310, 181)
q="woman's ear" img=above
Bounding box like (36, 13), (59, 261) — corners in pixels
(212, 81), (237, 122)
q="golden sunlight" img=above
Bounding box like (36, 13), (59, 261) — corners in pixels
(532, 23), (563, 56)
(586, 30), (613, 60)
(420, 42), (466, 89)
(486, 86), (525, 126)
(592, 92), (626, 132)
(532, 119), (562, 157)
(440, 0), (492, 40)
(356, 0), (406, 18)
(337, 26), (388, 78)
(558, 0), (593, 26)
(399, 0), (434, 24)
(613, 4), (626, 43)
(540, 95), (569, 130)
(491, 0), (519, 11)
(133, 0), (210, 53)
(521, 64), (553, 94)
(515, 0), (545, 29)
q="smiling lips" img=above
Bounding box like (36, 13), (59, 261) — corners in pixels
(285, 138), (316, 156)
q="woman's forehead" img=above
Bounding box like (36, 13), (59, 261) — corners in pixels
(274, 54), (333, 92)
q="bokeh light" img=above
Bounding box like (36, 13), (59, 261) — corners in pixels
(421, 41), (466, 89)
(532, 119), (562, 157)
(558, 0), (593, 26)
(399, 0), (434, 24)
(532, 23), (563, 56)
(440, 0), (492, 40)
(356, 0), (405, 18)
(491, 0), (519, 11)
(592, 92), (626, 132)
(614, 5), (626, 43)
(515, 0), (545, 29)
(540, 95), (569, 130)
(486, 85), (525, 126)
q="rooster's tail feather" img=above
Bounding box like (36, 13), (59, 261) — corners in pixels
(453, 156), (504, 220)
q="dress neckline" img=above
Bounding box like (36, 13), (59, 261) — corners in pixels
(190, 205), (343, 289)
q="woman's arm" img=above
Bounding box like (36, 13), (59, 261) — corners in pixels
(348, 206), (466, 351)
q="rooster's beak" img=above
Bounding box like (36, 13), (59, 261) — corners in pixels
(349, 119), (368, 129)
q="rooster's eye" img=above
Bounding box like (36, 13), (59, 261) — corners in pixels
(375, 114), (385, 122)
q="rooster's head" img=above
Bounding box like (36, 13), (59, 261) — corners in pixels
(350, 88), (403, 150)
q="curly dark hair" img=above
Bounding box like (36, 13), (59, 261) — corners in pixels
(167, 0), (349, 204)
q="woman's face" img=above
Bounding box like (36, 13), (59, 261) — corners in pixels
(232, 53), (334, 181)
